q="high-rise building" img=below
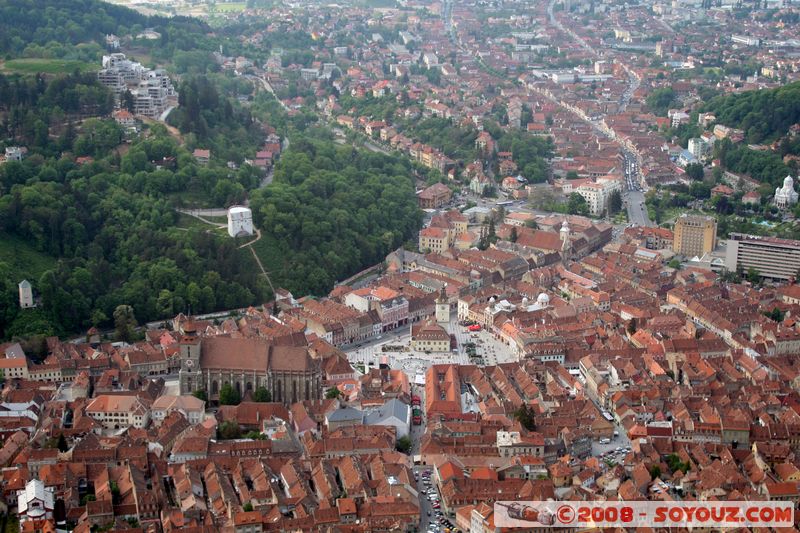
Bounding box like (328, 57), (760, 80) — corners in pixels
(673, 214), (717, 258)
(725, 233), (800, 281)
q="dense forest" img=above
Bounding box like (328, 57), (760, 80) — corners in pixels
(702, 82), (800, 143)
(0, 0), (428, 344)
(168, 75), (264, 163)
(716, 138), (792, 188)
(0, 82), (269, 343)
(0, 0), (212, 60)
(646, 87), (679, 117)
(249, 135), (422, 296)
(0, 72), (114, 153)
(0, 107), (269, 341)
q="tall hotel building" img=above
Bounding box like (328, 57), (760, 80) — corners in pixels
(673, 214), (717, 257)
(725, 233), (800, 280)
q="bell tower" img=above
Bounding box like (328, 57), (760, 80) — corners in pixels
(179, 336), (202, 394)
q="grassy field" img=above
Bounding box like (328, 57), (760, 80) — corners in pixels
(0, 233), (57, 282)
(210, 2), (246, 12)
(174, 213), (216, 230)
(1, 58), (93, 75)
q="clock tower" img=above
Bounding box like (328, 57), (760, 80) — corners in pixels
(435, 284), (450, 330)
(179, 336), (202, 394)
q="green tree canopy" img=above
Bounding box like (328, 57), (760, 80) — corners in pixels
(646, 87), (677, 116)
(219, 383), (241, 405)
(325, 387), (342, 399)
(702, 81), (800, 143)
(567, 193), (589, 216)
(252, 386), (272, 402)
(396, 435), (412, 454)
(113, 305), (137, 343)
(685, 163), (705, 181)
(218, 420), (241, 439)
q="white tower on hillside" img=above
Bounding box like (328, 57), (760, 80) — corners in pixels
(227, 206), (254, 238)
(18, 280), (33, 309)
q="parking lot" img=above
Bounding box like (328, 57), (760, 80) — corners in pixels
(414, 466), (460, 533)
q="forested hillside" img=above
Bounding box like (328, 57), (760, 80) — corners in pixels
(0, 107), (268, 342)
(0, 0), (211, 61)
(0, 72), (114, 152)
(716, 138), (791, 188)
(168, 75), (264, 162)
(0, 0), (427, 345)
(703, 82), (800, 143)
(249, 135), (422, 296)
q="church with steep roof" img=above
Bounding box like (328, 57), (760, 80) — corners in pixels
(178, 335), (322, 405)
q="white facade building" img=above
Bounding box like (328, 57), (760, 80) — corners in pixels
(5, 147), (25, 162)
(98, 53), (176, 118)
(574, 177), (621, 216)
(435, 285), (450, 327)
(775, 176), (798, 209)
(576, 182), (606, 215)
(774, 175), (799, 210)
(227, 206), (254, 237)
(688, 137), (710, 160)
(17, 480), (54, 524)
(85, 394), (150, 429)
(151, 394), (205, 426)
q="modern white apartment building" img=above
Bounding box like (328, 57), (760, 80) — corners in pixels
(97, 53), (177, 118)
(725, 233), (800, 281)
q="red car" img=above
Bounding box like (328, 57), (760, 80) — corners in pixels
(468, 324), (481, 332)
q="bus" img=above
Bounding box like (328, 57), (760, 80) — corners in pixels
(496, 200), (513, 207)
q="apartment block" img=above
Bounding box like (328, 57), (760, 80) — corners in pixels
(725, 233), (800, 280)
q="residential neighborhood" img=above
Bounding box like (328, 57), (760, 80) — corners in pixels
(4, 0), (800, 531)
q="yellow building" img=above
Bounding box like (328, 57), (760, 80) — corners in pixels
(419, 226), (450, 253)
(673, 214), (717, 257)
(411, 319), (451, 352)
(418, 210), (469, 253)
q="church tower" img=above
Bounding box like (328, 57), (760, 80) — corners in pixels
(435, 284), (450, 329)
(178, 336), (202, 395)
